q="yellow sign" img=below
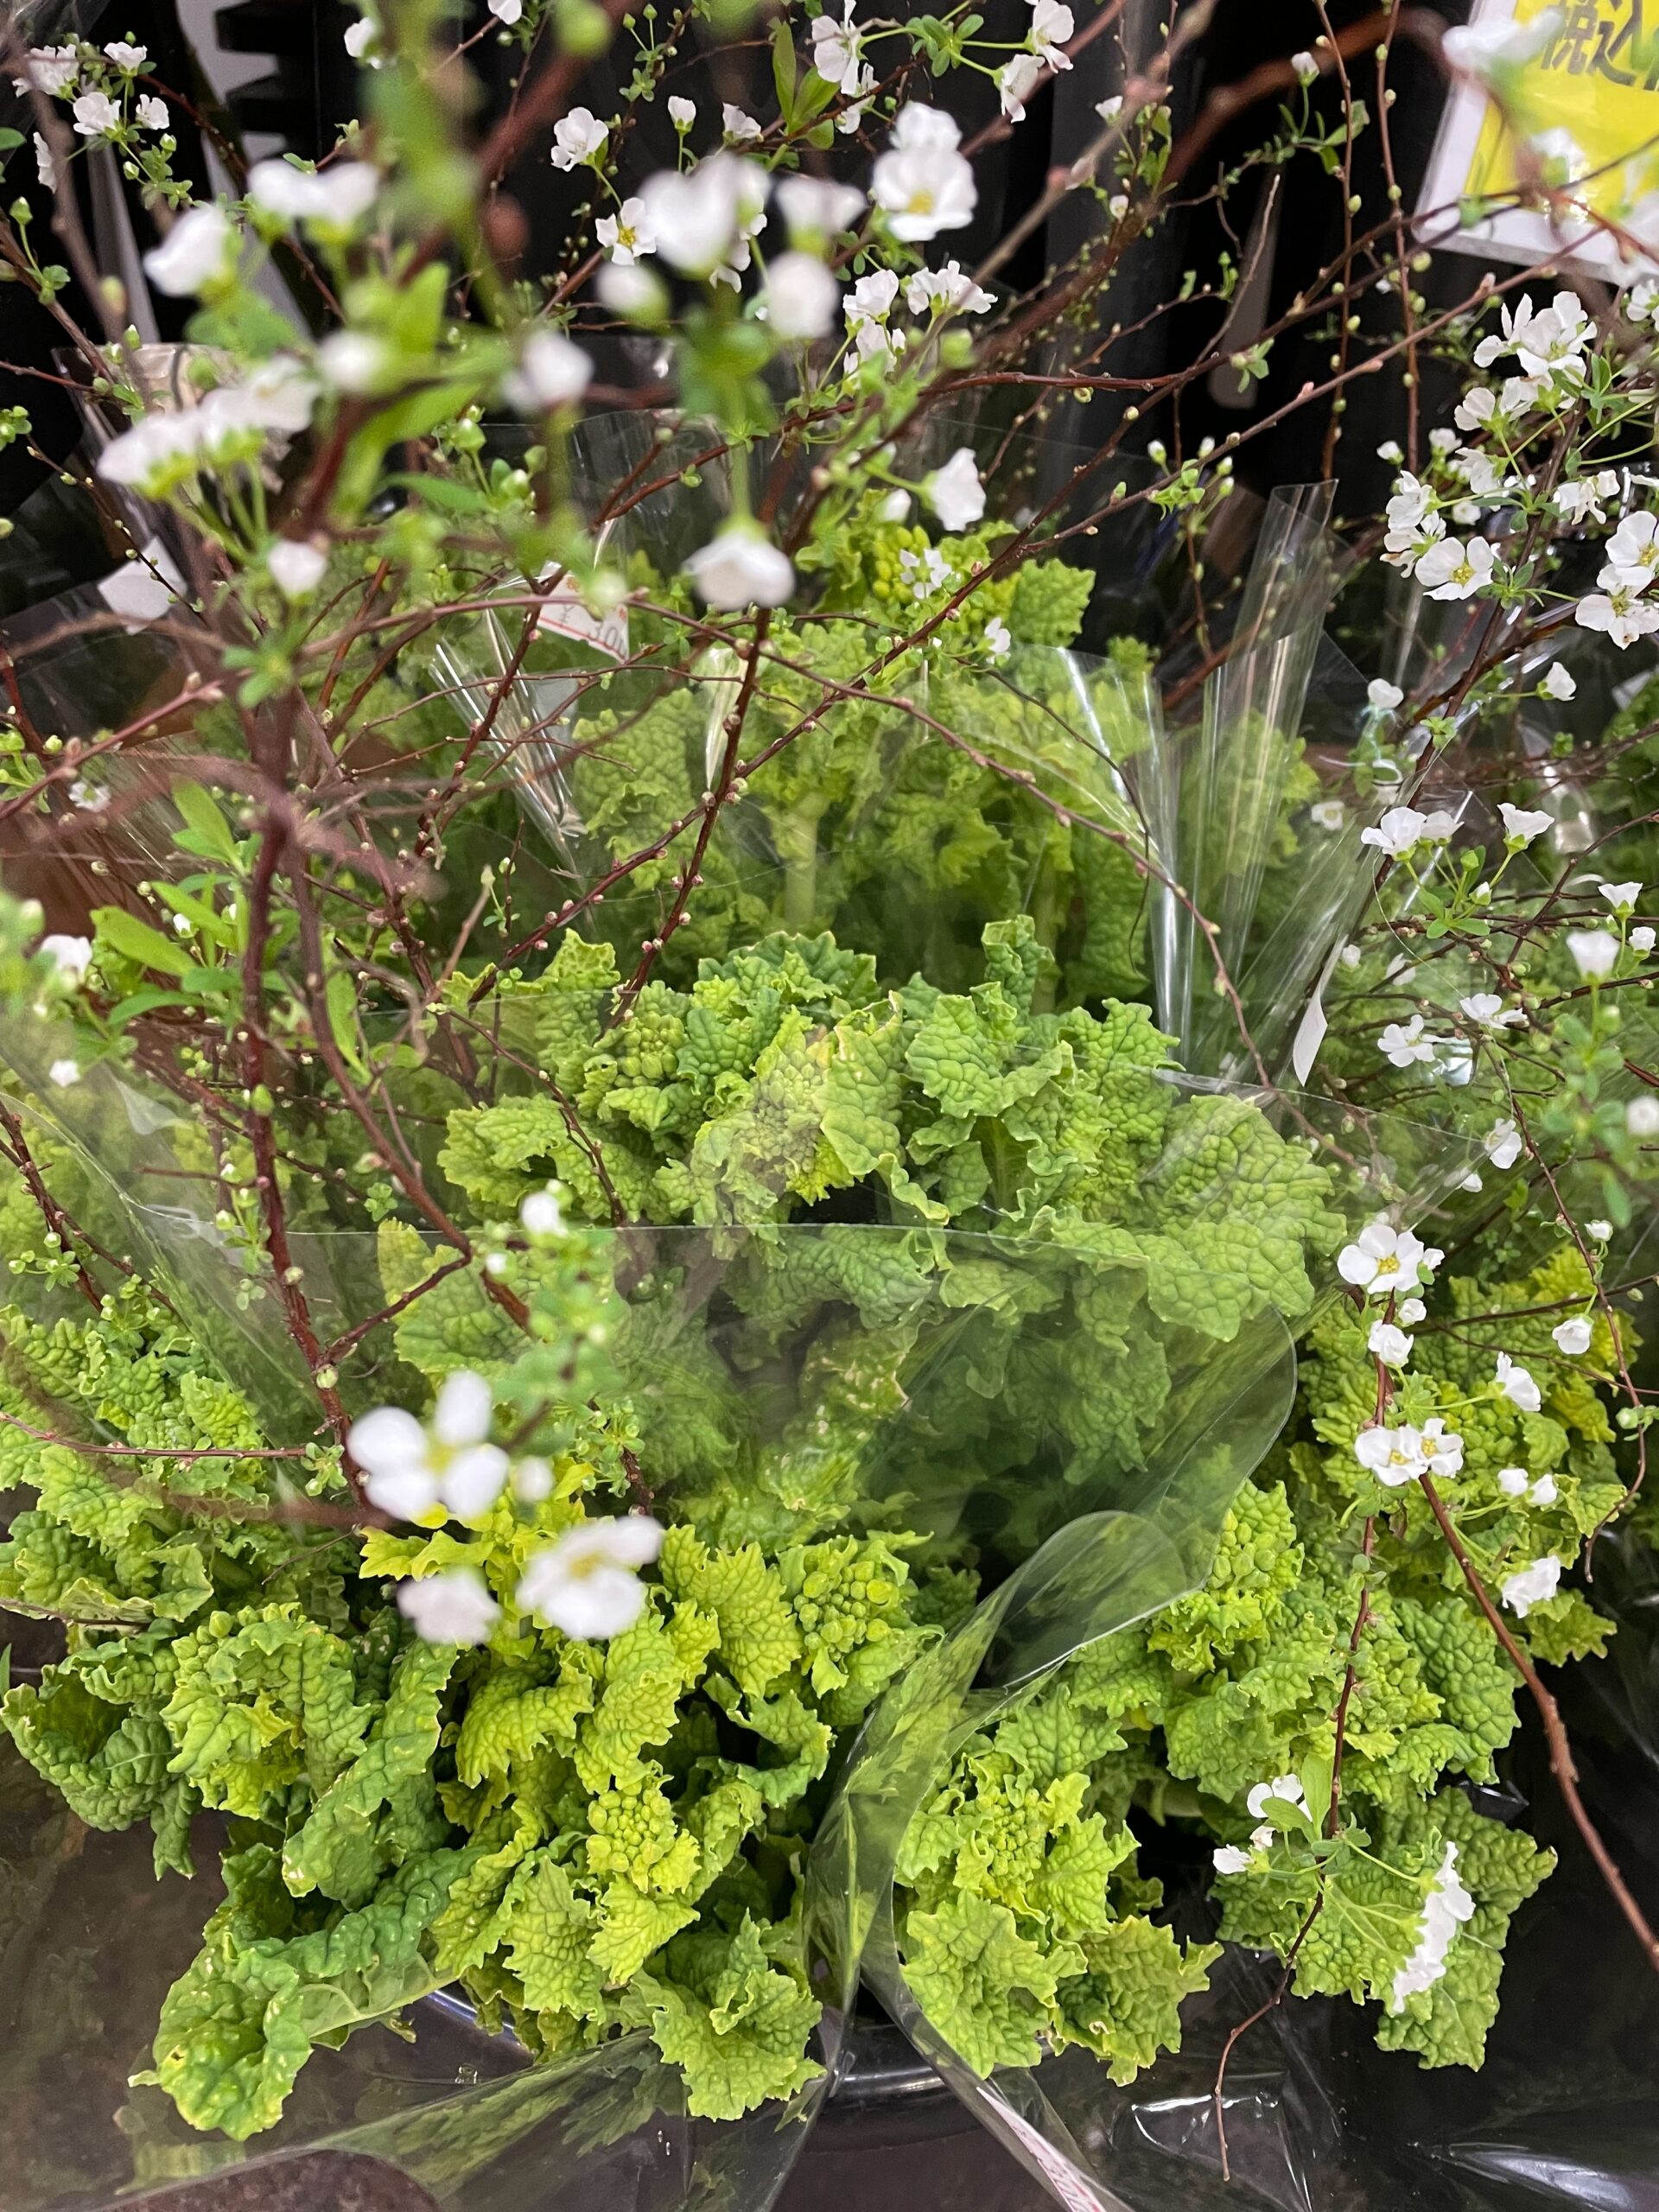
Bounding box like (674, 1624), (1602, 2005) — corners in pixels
(1421, 0), (1659, 281)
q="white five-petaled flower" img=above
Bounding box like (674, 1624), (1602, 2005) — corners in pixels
(684, 523), (794, 610)
(1389, 1841), (1475, 2012)
(518, 1515), (665, 1637)
(1553, 1317), (1593, 1355)
(1499, 803), (1552, 845)
(1359, 804), (1458, 859)
(489, 0), (524, 22)
(810, 0), (866, 96)
(907, 262), (995, 315)
(40, 933), (92, 981)
(505, 330), (593, 412)
(761, 251), (840, 340)
(1415, 535), (1496, 601)
(1338, 1218), (1443, 1298)
(1576, 582), (1659, 650)
(1460, 992), (1523, 1028)
(520, 1183), (565, 1237)
(550, 106), (607, 170)
(1355, 1421), (1421, 1487)
(1496, 1351), (1543, 1413)
(1601, 511), (1659, 593)
(14, 46), (79, 95)
(71, 90), (122, 137)
(1502, 1554), (1562, 1617)
(1566, 929), (1619, 980)
(925, 448), (986, 531)
(143, 203), (233, 296)
(872, 105), (977, 242)
(1212, 1844), (1254, 1876)
(249, 157), (379, 226)
(135, 93), (168, 130)
(1246, 1773), (1307, 1820)
(999, 54), (1044, 121)
(347, 1370), (510, 1523)
(1031, 0), (1075, 63)
(1485, 1119), (1523, 1170)
(595, 195), (655, 265)
(1367, 678), (1403, 712)
(1369, 1320), (1414, 1368)
(638, 154), (767, 277)
(48, 1058), (81, 1088)
(1377, 1014), (1440, 1068)
(1636, 926), (1657, 954)
(344, 17), (379, 60)
(1555, 470), (1619, 525)
(1473, 289), (1591, 382)
(268, 537), (327, 597)
(1599, 880), (1643, 912)
(721, 103), (762, 141)
(398, 1567), (500, 1646)
(984, 616), (1012, 661)
(103, 39), (148, 68)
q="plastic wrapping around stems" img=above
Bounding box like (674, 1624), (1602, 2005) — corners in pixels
(1162, 488), (1336, 1071)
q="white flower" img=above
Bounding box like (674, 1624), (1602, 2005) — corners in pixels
(104, 40), (149, 69)
(135, 93), (168, 130)
(1452, 388), (1493, 432)
(1555, 470), (1619, 525)
(398, 1567), (500, 1646)
(1213, 1844), (1254, 1876)
(596, 261), (664, 316)
(505, 330), (592, 411)
(685, 523), (794, 610)
(906, 261), (994, 315)
(1384, 471), (1433, 540)
(1249, 1822), (1274, 1849)
(1628, 1096), (1659, 1136)
(48, 1058), (80, 1088)
(1635, 926), (1657, 954)
(1246, 1773), (1307, 1819)
(71, 90), (121, 136)
(1415, 536), (1496, 601)
(518, 1515), (665, 1638)
(1360, 805), (1455, 858)
(1356, 1422), (1425, 1486)
(1575, 584), (1659, 650)
(1485, 1119), (1523, 1170)
(1338, 1218), (1442, 1297)
(667, 94), (696, 128)
(1531, 125), (1586, 184)
(71, 779), (108, 811)
(1496, 1351), (1542, 1413)
(520, 1184), (565, 1237)
(762, 251), (840, 340)
(811, 0), (865, 95)
(925, 448), (986, 531)
(1377, 1014), (1438, 1067)
(1502, 1554), (1562, 1617)
(550, 107), (607, 170)
(34, 133), (57, 190)
(1499, 803), (1552, 845)
(1599, 880), (1643, 912)
(489, 0), (524, 22)
(999, 54), (1044, 121)
(1541, 662), (1576, 699)
(1474, 289), (1591, 381)
(1399, 1297), (1427, 1325)
(1530, 1471), (1559, 1505)
(776, 175), (865, 238)
(1032, 0), (1075, 66)
(984, 616), (1011, 661)
(143, 204), (233, 295)
(1367, 678), (1403, 712)
(249, 158), (379, 226)
(872, 105), (977, 242)
(844, 267), (899, 331)
(638, 154), (767, 276)
(1460, 992), (1523, 1028)
(1377, 439), (1404, 462)
(1291, 48), (1319, 79)
(1553, 1317), (1593, 1355)
(1389, 1841), (1474, 2012)
(594, 195), (654, 265)
(721, 103), (761, 141)
(1601, 511), (1659, 591)
(1419, 1417), (1465, 1478)
(14, 46), (79, 95)
(878, 491), (912, 522)
(318, 330), (391, 393)
(347, 1370), (509, 1522)
(1310, 800), (1344, 831)
(1497, 1465), (1530, 1497)
(268, 537), (327, 597)
(1588, 1219), (1613, 1241)
(1369, 1320), (1414, 1367)
(1566, 929), (1619, 979)
(1443, 9), (1560, 70)
(344, 16), (380, 60)
(40, 933), (92, 981)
